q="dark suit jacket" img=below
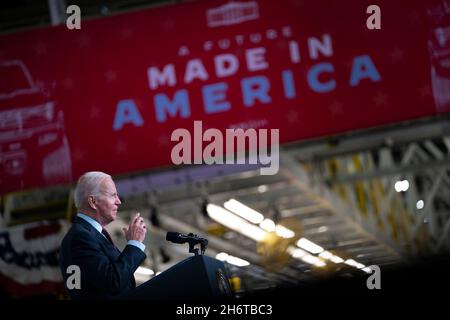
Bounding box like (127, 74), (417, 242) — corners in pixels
(59, 217), (146, 299)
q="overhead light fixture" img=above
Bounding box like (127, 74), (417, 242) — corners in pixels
(362, 267), (372, 273)
(416, 200), (424, 210)
(287, 246), (307, 258)
(319, 251), (344, 264)
(226, 256), (250, 267)
(216, 252), (229, 261)
(207, 204), (267, 241)
(257, 185), (268, 193)
(260, 218), (276, 232)
(275, 224), (295, 238)
(394, 180), (409, 192)
(329, 255), (344, 264)
(216, 252), (250, 267)
(287, 246), (325, 267)
(344, 259), (358, 267)
(224, 199), (265, 224)
(319, 251), (333, 260)
(300, 254), (326, 267)
(296, 238), (324, 254)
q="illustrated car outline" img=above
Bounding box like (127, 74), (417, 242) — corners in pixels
(0, 59), (72, 193)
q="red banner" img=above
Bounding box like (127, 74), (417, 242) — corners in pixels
(0, 0), (443, 194)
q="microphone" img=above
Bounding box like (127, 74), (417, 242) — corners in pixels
(166, 232), (207, 244)
(166, 232), (190, 244)
(166, 232), (208, 255)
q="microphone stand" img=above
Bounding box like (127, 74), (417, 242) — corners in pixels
(186, 233), (208, 256)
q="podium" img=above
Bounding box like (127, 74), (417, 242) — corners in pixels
(127, 255), (233, 300)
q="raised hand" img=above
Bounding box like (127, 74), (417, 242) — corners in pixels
(122, 212), (147, 243)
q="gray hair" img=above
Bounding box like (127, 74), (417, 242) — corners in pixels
(74, 171), (111, 209)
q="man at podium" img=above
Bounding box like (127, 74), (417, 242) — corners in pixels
(60, 171), (147, 299)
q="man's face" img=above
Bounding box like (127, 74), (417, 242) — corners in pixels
(95, 177), (121, 225)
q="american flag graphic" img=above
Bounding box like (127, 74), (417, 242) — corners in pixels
(0, 220), (69, 298)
